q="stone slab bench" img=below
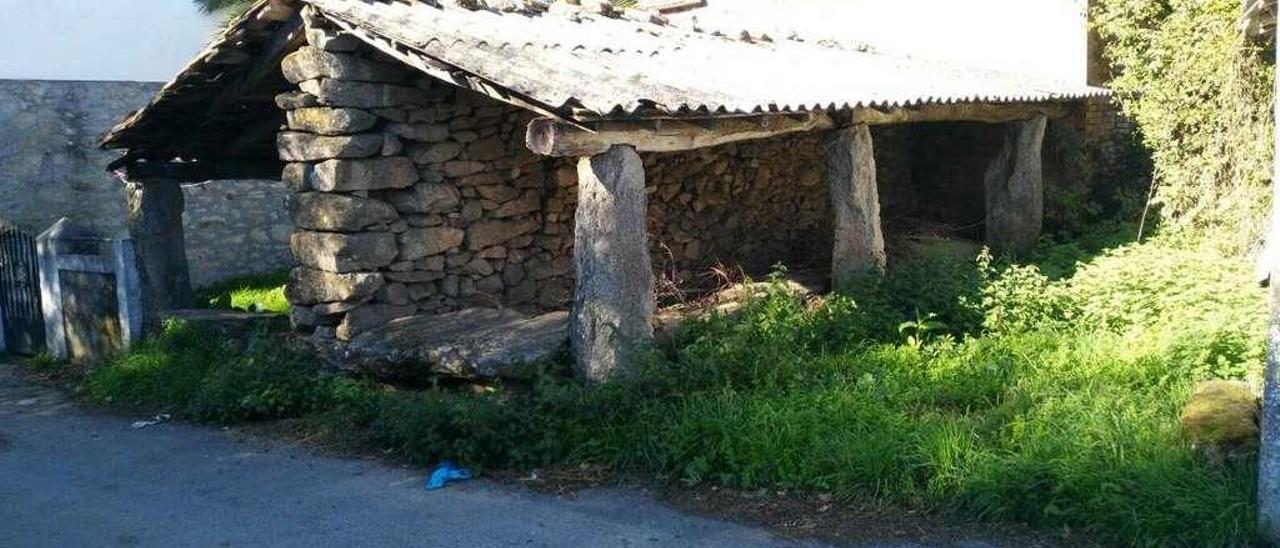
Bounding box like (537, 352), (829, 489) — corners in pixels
(333, 308), (569, 382)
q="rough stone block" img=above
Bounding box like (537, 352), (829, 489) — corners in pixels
(298, 78), (423, 109)
(312, 157), (418, 191)
(387, 184), (461, 214)
(493, 190), (541, 218)
(282, 162), (314, 192)
(286, 107), (379, 135)
(336, 304), (418, 341)
(305, 27), (363, 52)
(291, 192), (399, 231)
(276, 91), (320, 110)
(339, 309), (570, 380)
(466, 218), (540, 250)
(571, 145), (654, 382)
(411, 141), (463, 164)
(278, 132), (382, 162)
(399, 227), (466, 260)
(467, 136), (507, 161)
(387, 271), (446, 283)
(282, 46), (407, 84)
(389, 123), (450, 142)
(292, 231), (398, 273)
(286, 267), (385, 305)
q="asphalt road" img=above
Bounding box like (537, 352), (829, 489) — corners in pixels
(0, 362), (822, 548)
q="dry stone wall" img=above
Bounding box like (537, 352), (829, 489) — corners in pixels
(277, 31), (871, 340)
(277, 34), (577, 340)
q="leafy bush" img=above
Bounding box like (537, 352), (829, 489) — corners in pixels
(1093, 0), (1274, 250)
(85, 319), (322, 422)
(77, 228), (1268, 546)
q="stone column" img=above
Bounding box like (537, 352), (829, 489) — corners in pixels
(571, 144), (654, 382)
(984, 115), (1047, 255)
(125, 178), (194, 320)
(825, 124), (885, 292)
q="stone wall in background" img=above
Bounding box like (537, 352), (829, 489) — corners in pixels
(0, 79), (292, 288)
(183, 181), (294, 287)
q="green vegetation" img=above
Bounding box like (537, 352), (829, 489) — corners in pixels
(196, 271), (290, 314)
(74, 228), (1266, 546)
(1093, 0), (1274, 250)
(67, 1), (1275, 545)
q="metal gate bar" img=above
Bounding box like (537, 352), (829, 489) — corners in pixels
(0, 226), (44, 355)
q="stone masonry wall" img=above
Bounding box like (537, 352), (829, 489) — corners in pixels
(183, 181), (294, 287)
(278, 29), (878, 340)
(641, 127), (910, 291)
(0, 79), (292, 288)
(277, 33), (577, 340)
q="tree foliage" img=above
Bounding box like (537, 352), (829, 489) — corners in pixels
(1093, 0), (1275, 251)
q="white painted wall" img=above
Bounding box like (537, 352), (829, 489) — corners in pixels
(668, 0), (1089, 85)
(0, 0), (221, 82)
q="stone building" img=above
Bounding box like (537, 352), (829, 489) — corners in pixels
(99, 0), (1106, 381)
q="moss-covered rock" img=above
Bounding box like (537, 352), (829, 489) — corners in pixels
(1179, 380), (1259, 452)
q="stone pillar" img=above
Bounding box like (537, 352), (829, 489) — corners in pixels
(571, 144), (654, 382)
(984, 115), (1047, 255)
(125, 178), (194, 320)
(825, 124), (885, 292)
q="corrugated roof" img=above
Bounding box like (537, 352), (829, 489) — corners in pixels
(102, 0), (1107, 162)
(308, 0), (1106, 119)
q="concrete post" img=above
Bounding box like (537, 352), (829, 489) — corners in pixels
(983, 115), (1047, 255)
(570, 144), (654, 382)
(124, 178), (194, 322)
(825, 124), (886, 291)
(1258, 14), (1280, 542)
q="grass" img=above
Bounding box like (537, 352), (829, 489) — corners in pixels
(65, 226), (1267, 546)
(196, 270), (290, 314)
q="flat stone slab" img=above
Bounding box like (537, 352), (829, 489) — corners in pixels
(338, 308), (569, 381)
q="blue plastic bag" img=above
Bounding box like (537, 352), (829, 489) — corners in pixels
(425, 461), (473, 490)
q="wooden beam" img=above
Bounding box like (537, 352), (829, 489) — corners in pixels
(122, 160), (283, 182)
(527, 102), (1075, 157)
(851, 102), (1072, 125)
(527, 113), (835, 157)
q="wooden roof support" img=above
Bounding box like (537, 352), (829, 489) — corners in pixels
(851, 102), (1072, 125)
(526, 101), (1072, 157)
(526, 113), (835, 157)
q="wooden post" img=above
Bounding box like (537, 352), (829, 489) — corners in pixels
(570, 144), (654, 382)
(1259, 10), (1280, 541)
(983, 115), (1047, 255)
(826, 124), (885, 291)
(124, 177), (194, 323)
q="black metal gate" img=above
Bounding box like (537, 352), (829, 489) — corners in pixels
(0, 225), (44, 355)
